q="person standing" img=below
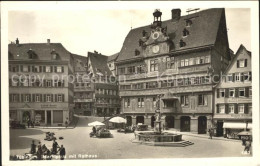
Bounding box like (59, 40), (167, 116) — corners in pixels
(244, 139), (251, 153)
(36, 142), (42, 160)
(52, 140), (59, 154)
(27, 118), (30, 128)
(59, 145), (66, 160)
(208, 128), (213, 139)
(30, 140), (36, 154)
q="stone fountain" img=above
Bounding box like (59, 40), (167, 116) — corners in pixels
(132, 95), (193, 147)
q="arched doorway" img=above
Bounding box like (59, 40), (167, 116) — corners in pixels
(151, 116), (155, 128)
(198, 116), (207, 134)
(126, 116), (132, 126)
(22, 111), (31, 123)
(180, 116), (190, 132)
(136, 116), (144, 125)
(165, 116), (175, 128)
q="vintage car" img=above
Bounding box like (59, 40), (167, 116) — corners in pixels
(10, 120), (26, 129)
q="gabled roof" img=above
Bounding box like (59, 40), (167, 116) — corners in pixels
(8, 43), (71, 61)
(72, 53), (88, 72)
(117, 8), (225, 62)
(88, 52), (112, 76)
(107, 52), (119, 62)
(223, 44), (251, 75)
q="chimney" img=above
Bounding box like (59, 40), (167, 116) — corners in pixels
(171, 9), (181, 22)
(15, 38), (19, 45)
(47, 39), (50, 45)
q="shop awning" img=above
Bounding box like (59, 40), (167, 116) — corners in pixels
(223, 122), (252, 129)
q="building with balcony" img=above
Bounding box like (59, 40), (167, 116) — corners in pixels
(116, 8), (231, 133)
(87, 52), (120, 117)
(9, 39), (74, 126)
(213, 44), (252, 139)
(72, 54), (94, 116)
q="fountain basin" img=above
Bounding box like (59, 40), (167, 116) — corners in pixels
(136, 132), (182, 142)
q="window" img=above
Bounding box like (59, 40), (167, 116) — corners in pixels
(133, 83), (144, 89)
(227, 74), (233, 82)
(235, 73), (240, 82)
(196, 57), (200, 64)
(138, 98), (144, 108)
(183, 28), (189, 37)
(153, 97), (157, 108)
(146, 82), (158, 89)
(11, 94), (18, 102)
(118, 68), (125, 75)
(229, 105), (234, 114)
(57, 66), (62, 73)
(237, 59), (247, 68)
(166, 57), (171, 69)
(46, 80), (52, 87)
(205, 56), (211, 63)
(249, 87), (252, 97)
(150, 59), (158, 72)
(198, 94), (207, 106)
(185, 59), (189, 66)
(58, 94), (62, 102)
(46, 94), (51, 102)
(184, 78), (189, 85)
(124, 98), (130, 108)
(23, 79), (29, 87)
(219, 89), (225, 98)
(179, 40), (186, 47)
(248, 104), (252, 114)
(46, 66), (51, 72)
(23, 66), (28, 72)
(25, 94), (30, 102)
(238, 104), (244, 113)
(53, 110), (63, 123)
(34, 66), (40, 72)
(244, 72), (252, 81)
(219, 105), (225, 113)
(229, 89), (235, 97)
(127, 66), (135, 74)
(181, 95), (189, 106)
(186, 19), (192, 27)
(181, 60), (185, 67)
(35, 94), (40, 102)
(189, 58), (194, 66)
(239, 88), (245, 97)
(136, 65), (145, 74)
(35, 111), (45, 123)
(200, 57), (204, 64)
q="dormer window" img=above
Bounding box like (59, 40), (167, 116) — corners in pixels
(179, 40), (186, 48)
(183, 28), (189, 37)
(139, 39), (144, 47)
(186, 19), (192, 27)
(27, 49), (36, 59)
(51, 49), (59, 60)
(135, 49), (140, 56)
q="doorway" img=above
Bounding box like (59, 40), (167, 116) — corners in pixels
(198, 116), (207, 134)
(180, 116), (190, 132)
(165, 116), (175, 128)
(151, 116), (155, 128)
(136, 116), (144, 125)
(47, 111), (51, 125)
(216, 121), (224, 137)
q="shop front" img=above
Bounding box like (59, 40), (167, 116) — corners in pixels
(223, 122), (252, 139)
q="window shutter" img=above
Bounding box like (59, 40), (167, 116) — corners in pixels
(40, 94), (42, 102)
(43, 66), (46, 72)
(62, 66), (64, 73)
(21, 94), (24, 102)
(249, 72), (252, 81)
(245, 59), (247, 67)
(29, 94), (31, 102)
(32, 94), (35, 102)
(237, 60), (239, 68)
(54, 66), (57, 72)
(234, 104), (238, 114)
(50, 80), (53, 87)
(216, 105), (219, 113)
(51, 94), (54, 102)
(216, 89), (219, 98)
(245, 87), (249, 97)
(62, 94), (65, 102)
(50, 66), (53, 72)
(28, 66), (31, 72)
(232, 73), (235, 82)
(44, 94), (46, 102)
(62, 80), (65, 87)
(225, 104), (229, 114)
(39, 66), (42, 72)
(32, 66), (35, 72)
(20, 65), (23, 72)
(241, 73), (244, 82)
(244, 104), (248, 114)
(43, 80), (46, 87)
(55, 94), (58, 102)
(225, 89), (229, 98)
(235, 88), (239, 97)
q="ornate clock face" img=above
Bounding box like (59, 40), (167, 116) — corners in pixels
(152, 45), (160, 53)
(152, 32), (160, 40)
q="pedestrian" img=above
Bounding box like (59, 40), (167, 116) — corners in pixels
(36, 142), (42, 160)
(92, 126), (96, 134)
(52, 140), (59, 154)
(244, 139), (251, 153)
(208, 128), (213, 139)
(30, 140), (36, 154)
(58, 145), (66, 160)
(65, 120), (68, 128)
(27, 118), (30, 128)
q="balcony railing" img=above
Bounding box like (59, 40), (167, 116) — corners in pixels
(74, 98), (93, 102)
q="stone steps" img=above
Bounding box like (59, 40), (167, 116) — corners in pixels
(132, 139), (194, 147)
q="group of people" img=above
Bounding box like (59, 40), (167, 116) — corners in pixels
(27, 119), (35, 128)
(30, 139), (66, 160)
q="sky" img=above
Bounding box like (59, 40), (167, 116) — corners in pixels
(8, 8), (251, 56)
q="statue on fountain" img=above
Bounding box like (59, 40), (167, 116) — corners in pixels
(154, 95), (162, 134)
